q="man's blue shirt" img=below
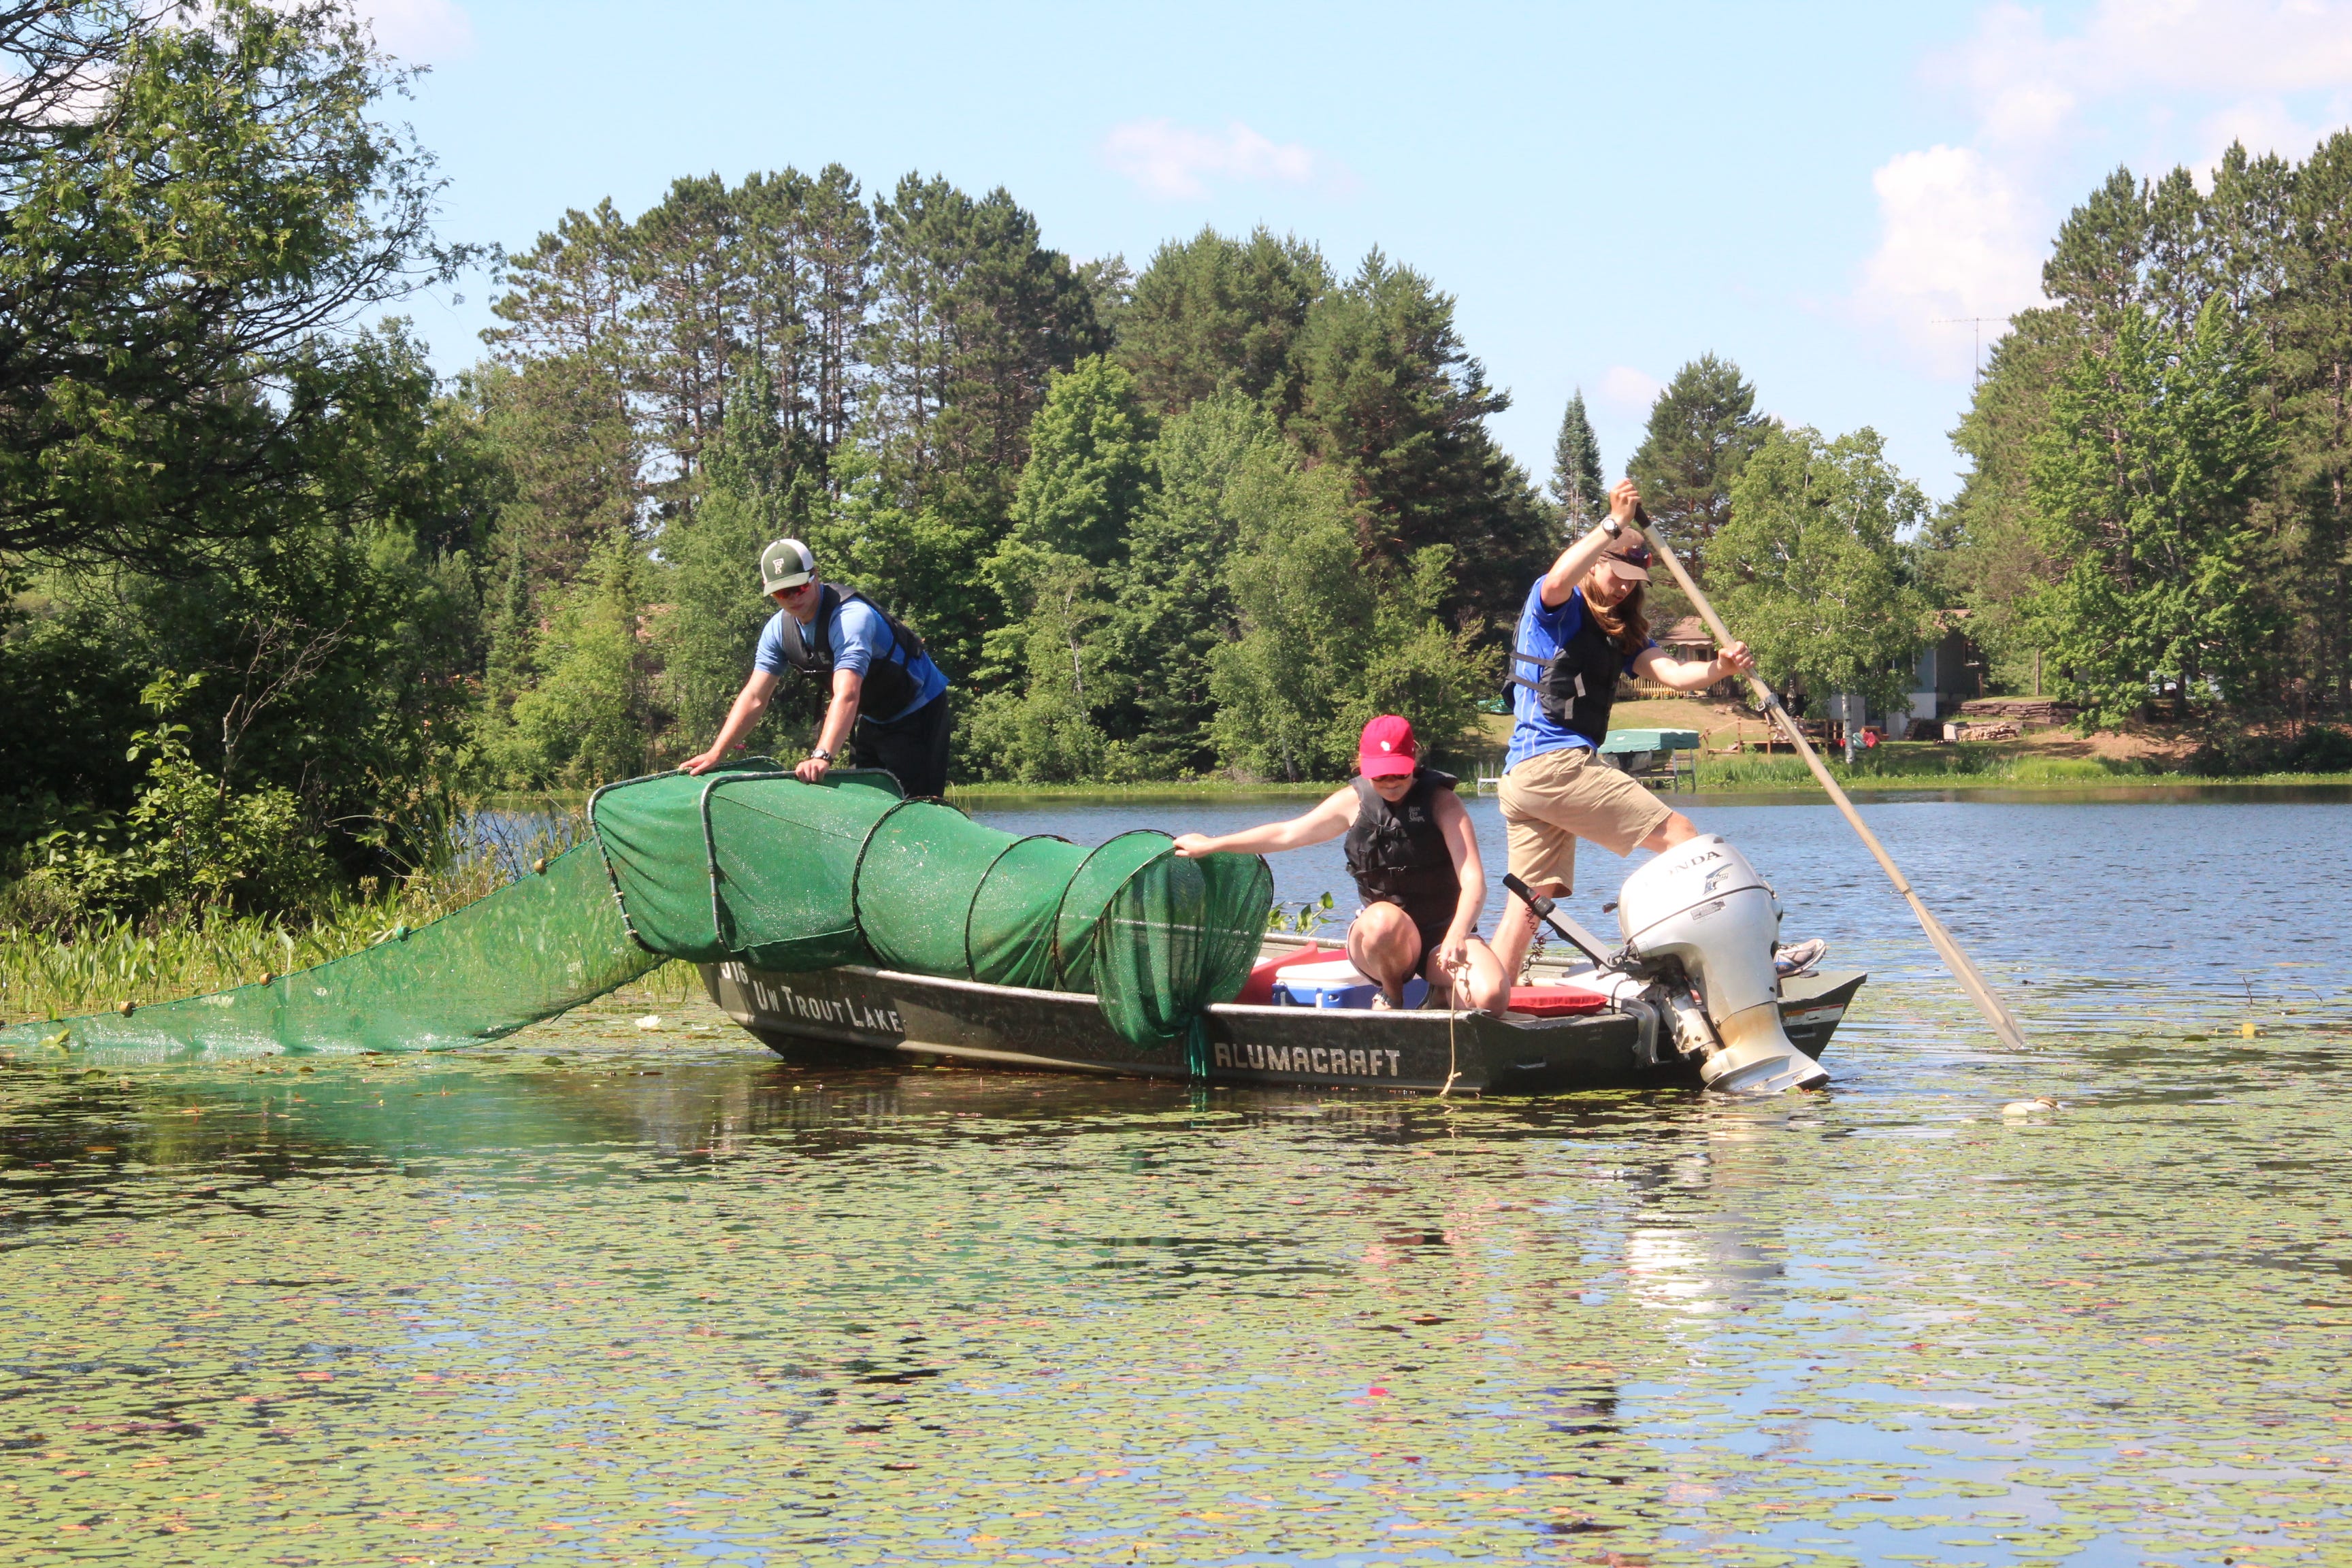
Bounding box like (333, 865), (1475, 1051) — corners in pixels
(755, 596), (947, 724)
(1503, 580), (1656, 772)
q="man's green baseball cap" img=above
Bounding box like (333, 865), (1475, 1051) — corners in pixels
(759, 538), (816, 594)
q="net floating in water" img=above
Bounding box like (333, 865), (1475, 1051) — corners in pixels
(588, 762), (1272, 1050)
(0, 841), (661, 1062)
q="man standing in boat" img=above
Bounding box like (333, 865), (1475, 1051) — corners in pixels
(1490, 480), (1820, 981)
(681, 538), (953, 797)
(1171, 716), (1510, 1014)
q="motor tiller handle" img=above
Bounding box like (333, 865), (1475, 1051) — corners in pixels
(1502, 873), (1616, 968)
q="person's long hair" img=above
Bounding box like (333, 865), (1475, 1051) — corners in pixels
(1587, 579), (1650, 656)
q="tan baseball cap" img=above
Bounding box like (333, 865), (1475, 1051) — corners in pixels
(1597, 534), (1652, 583)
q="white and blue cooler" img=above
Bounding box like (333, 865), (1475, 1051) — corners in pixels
(1270, 958), (1430, 1010)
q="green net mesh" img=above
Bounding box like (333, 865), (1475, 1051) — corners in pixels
(589, 761), (1271, 1054)
(0, 843), (661, 1064)
(0, 760), (1273, 1070)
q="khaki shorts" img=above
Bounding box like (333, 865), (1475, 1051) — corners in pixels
(1498, 745), (1673, 894)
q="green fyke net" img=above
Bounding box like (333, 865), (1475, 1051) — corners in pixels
(588, 762), (1273, 1054)
(0, 843), (662, 1063)
(0, 762), (1273, 1071)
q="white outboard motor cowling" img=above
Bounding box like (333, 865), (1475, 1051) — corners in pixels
(1615, 836), (1827, 1094)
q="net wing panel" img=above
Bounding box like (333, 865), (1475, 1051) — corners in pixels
(0, 845), (659, 1062)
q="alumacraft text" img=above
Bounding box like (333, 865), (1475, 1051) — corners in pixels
(1211, 1042), (1405, 1077)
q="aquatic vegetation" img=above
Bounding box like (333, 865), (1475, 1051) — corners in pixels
(1, 966), (2348, 1564)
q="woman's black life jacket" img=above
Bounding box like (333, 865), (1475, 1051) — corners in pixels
(1343, 768), (1461, 926)
(770, 584), (930, 723)
(1505, 594), (1626, 745)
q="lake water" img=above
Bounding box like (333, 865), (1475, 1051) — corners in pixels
(4, 795), (2349, 1564)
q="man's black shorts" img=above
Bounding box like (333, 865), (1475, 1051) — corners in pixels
(851, 691), (951, 799)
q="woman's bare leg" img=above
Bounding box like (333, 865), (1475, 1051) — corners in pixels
(1426, 936), (1511, 1014)
(1346, 903), (1424, 1005)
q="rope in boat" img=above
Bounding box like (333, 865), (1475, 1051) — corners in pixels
(1438, 952), (1466, 1099)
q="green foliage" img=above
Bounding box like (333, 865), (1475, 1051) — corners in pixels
(1933, 135), (2352, 725)
(12, 676), (331, 928)
(471, 354), (640, 595)
(1550, 388), (1606, 531)
(1002, 355), (1156, 569)
(1288, 250), (1552, 629)
(1627, 353), (1772, 570)
(4, 438), (485, 886)
(656, 362), (820, 749)
(502, 531), (664, 787)
(1930, 309), (2081, 686)
(0, 0), (466, 569)
(1111, 394), (1286, 776)
(1119, 225), (1329, 419)
(969, 358), (1157, 781)
(1714, 426), (1934, 718)
(2024, 300), (2280, 728)
(1208, 453), (1496, 782)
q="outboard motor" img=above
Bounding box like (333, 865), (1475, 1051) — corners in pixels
(1615, 836), (1827, 1094)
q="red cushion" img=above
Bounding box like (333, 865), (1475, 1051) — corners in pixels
(1508, 985), (1610, 1017)
(1239, 945), (1337, 1004)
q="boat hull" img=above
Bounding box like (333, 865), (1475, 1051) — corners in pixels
(699, 960), (1864, 1094)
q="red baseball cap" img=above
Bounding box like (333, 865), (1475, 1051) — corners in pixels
(1358, 715), (1419, 779)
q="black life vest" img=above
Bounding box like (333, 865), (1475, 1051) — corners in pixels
(1505, 593), (1627, 746)
(1343, 768), (1461, 920)
(772, 585), (930, 723)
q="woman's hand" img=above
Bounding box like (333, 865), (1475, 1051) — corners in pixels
(1437, 931), (1471, 977)
(1609, 478), (1643, 529)
(1171, 833), (1219, 859)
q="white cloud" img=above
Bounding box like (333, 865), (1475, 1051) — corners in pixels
(1599, 365), (1663, 410)
(353, 0), (474, 64)
(1858, 0), (2352, 378)
(1855, 146), (2046, 358)
(1948, 0), (2352, 118)
(1100, 119), (1339, 199)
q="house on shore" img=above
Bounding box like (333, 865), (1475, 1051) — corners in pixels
(1637, 615), (1985, 739)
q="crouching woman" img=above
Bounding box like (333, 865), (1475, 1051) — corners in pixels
(1172, 717), (1509, 1014)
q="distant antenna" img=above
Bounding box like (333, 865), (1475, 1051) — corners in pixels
(1931, 316), (2002, 388)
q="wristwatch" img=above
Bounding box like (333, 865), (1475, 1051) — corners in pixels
(1601, 519), (1622, 539)
(808, 748), (833, 763)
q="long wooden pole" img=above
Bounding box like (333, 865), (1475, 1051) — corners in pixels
(1639, 518), (2031, 1051)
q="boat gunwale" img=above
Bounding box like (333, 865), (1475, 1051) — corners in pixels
(710, 958), (1863, 1033)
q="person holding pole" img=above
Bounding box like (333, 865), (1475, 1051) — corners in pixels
(681, 538), (953, 797)
(1489, 479), (1820, 983)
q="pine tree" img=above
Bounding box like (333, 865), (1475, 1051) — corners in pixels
(1288, 250), (1552, 630)
(1120, 227), (1330, 421)
(1626, 353), (1771, 569)
(1550, 389), (1605, 531)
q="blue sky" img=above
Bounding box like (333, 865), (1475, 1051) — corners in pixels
(372, 0), (2352, 504)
